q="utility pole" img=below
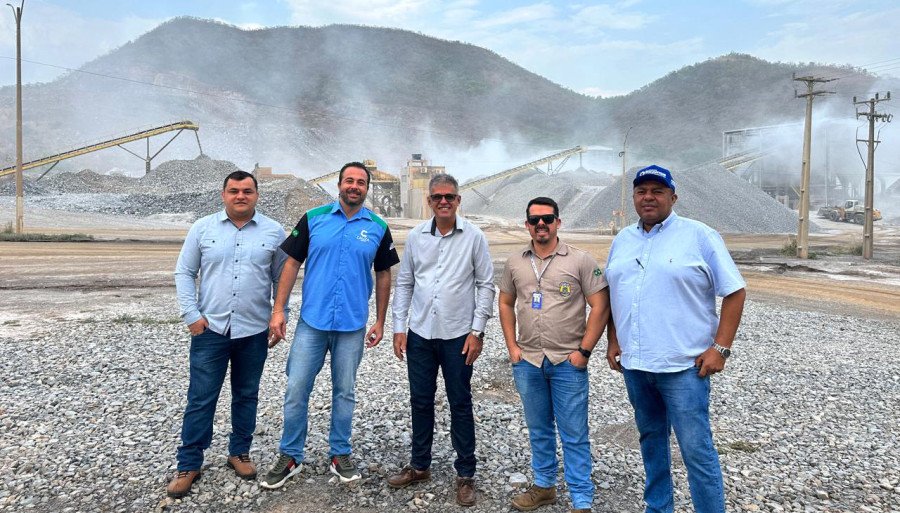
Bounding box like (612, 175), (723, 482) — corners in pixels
(618, 126), (633, 230)
(7, 0), (24, 234)
(854, 92), (892, 260)
(793, 73), (834, 258)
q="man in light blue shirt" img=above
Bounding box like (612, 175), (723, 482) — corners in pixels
(168, 170), (288, 498)
(387, 174), (495, 506)
(605, 165), (746, 513)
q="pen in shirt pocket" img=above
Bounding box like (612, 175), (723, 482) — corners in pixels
(635, 258), (644, 269)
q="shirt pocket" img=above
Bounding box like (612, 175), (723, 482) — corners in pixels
(200, 238), (224, 263)
(251, 240), (276, 266)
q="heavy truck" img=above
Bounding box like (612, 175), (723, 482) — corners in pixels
(817, 200), (882, 224)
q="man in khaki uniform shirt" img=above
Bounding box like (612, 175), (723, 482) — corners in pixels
(499, 196), (610, 513)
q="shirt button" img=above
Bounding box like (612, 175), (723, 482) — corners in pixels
(234, 276), (237, 279)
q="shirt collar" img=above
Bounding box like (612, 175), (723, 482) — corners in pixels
(330, 201), (372, 221)
(636, 211), (679, 233)
(217, 209), (259, 225)
(522, 239), (568, 257)
(424, 214), (465, 235)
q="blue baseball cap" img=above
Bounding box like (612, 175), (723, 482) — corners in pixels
(633, 165), (675, 191)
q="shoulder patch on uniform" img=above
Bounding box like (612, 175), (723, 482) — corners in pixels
(369, 211), (388, 230)
(306, 204), (332, 218)
(593, 268), (603, 276)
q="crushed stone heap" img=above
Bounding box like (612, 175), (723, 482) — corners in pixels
(567, 163), (818, 233)
(465, 163), (816, 234)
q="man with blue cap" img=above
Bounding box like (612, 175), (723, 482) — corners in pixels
(604, 165), (746, 513)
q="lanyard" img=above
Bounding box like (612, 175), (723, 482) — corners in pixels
(529, 253), (555, 292)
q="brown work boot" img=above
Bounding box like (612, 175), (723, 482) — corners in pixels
(387, 465), (431, 488)
(456, 477), (476, 506)
(571, 509), (591, 513)
(511, 484), (557, 511)
(166, 470), (201, 498)
(226, 453), (257, 479)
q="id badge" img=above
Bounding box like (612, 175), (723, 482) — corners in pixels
(531, 291), (543, 309)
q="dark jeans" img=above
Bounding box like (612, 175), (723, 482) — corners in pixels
(176, 328), (268, 471)
(406, 329), (476, 477)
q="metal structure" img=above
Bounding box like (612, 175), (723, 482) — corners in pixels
(0, 120), (201, 179)
(399, 154), (444, 219)
(459, 146), (587, 194)
(309, 160), (402, 217)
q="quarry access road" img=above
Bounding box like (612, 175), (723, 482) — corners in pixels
(2, 223), (900, 321)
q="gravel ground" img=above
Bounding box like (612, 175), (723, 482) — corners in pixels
(1, 293), (898, 513)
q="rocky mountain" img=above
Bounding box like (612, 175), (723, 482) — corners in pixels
(0, 18), (895, 178)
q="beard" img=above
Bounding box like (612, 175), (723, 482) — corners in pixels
(339, 188), (366, 207)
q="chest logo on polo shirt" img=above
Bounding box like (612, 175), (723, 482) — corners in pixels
(559, 281), (572, 298)
(356, 229), (370, 243)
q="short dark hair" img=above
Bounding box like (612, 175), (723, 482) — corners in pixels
(338, 162), (371, 187)
(526, 197), (559, 217)
(223, 170), (258, 191)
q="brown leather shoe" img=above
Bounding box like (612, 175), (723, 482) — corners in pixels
(456, 477), (476, 506)
(511, 484), (557, 511)
(227, 454), (257, 479)
(166, 470), (201, 498)
(386, 465), (431, 488)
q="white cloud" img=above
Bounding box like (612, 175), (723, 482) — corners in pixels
(472, 3), (556, 29)
(754, 7), (900, 69)
(574, 4), (654, 30)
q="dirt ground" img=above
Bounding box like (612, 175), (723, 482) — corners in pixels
(2, 219), (899, 326)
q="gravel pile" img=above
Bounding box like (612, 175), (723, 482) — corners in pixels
(1, 157), (330, 227)
(1, 292), (897, 512)
(140, 156), (243, 192)
(41, 170), (149, 195)
(566, 163), (818, 233)
(462, 169), (610, 222)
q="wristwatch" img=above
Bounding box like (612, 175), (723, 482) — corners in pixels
(470, 330), (484, 340)
(712, 342), (731, 359)
(577, 347), (592, 359)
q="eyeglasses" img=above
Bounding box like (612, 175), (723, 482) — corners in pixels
(429, 193), (459, 203)
(527, 214), (557, 225)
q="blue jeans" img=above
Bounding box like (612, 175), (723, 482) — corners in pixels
(622, 368), (725, 513)
(406, 330), (476, 477)
(512, 357), (593, 510)
(279, 318), (365, 461)
(177, 328), (268, 471)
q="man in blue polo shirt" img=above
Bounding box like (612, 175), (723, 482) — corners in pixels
(261, 162), (400, 490)
(604, 165), (746, 513)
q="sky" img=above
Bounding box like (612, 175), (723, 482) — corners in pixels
(0, 0), (899, 97)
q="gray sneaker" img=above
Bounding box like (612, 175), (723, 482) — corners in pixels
(260, 453), (301, 490)
(329, 454), (361, 483)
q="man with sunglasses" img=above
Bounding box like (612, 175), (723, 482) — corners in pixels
(604, 165), (745, 513)
(261, 162), (400, 490)
(388, 174), (495, 506)
(498, 197), (610, 513)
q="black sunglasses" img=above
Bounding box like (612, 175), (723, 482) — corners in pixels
(527, 214), (557, 225)
(430, 193), (459, 203)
